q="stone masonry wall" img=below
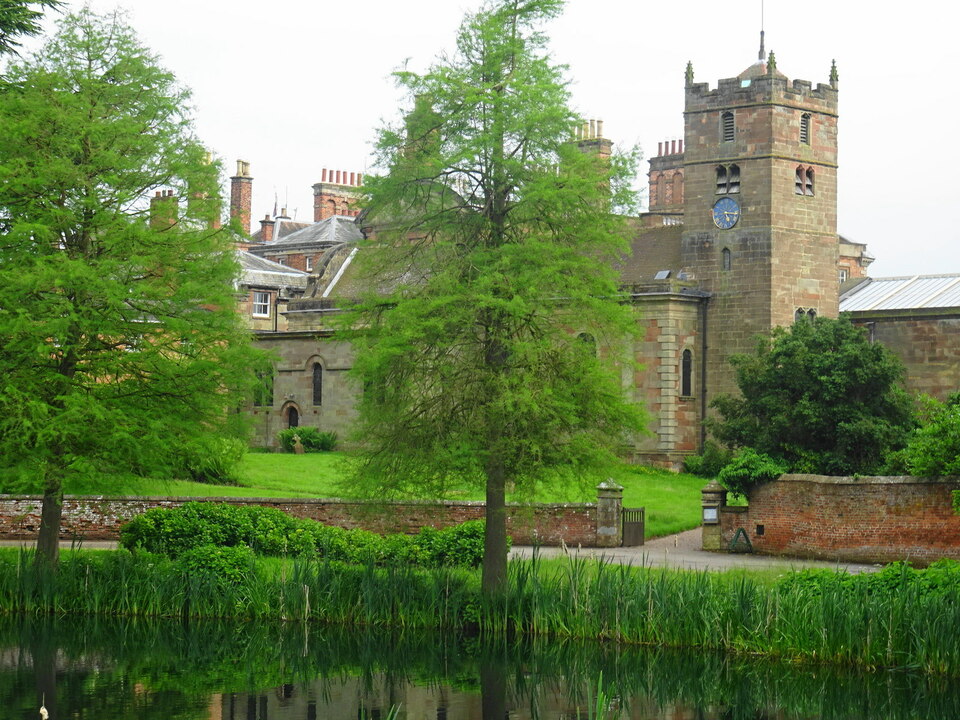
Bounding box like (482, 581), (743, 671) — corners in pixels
(718, 474), (960, 565)
(0, 496), (604, 547)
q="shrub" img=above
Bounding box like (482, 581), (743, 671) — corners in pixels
(717, 448), (786, 498)
(176, 544), (255, 585)
(683, 440), (733, 478)
(119, 502), (492, 569)
(277, 427), (339, 453)
(176, 435), (247, 483)
(898, 394), (960, 477)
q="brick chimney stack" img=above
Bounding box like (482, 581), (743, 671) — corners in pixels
(149, 189), (177, 230)
(312, 168), (364, 221)
(575, 118), (613, 160)
(230, 160), (253, 235)
(259, 213), (275, 243)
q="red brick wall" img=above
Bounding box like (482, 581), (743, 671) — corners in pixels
(0, 496), (602, 547)
(719, 475), (960, 564)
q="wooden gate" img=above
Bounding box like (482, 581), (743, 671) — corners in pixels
(622, 506), (645, 546)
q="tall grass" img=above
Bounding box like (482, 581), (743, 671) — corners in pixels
(4, 549), (960, 675)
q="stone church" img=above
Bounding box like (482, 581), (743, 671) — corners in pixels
(232, 47), (960, 466)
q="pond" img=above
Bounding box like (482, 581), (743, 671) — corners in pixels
(1, 615), (958, 719)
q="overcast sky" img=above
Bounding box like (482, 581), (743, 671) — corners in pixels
(29, 0), (960, 277)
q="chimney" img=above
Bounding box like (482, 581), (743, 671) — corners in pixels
(259, 214), (275, 243)
(576, 118), (612, 160)
(149, 189), (177, 230)
(230, 159), (253, 235)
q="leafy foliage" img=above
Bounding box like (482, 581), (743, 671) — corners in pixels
(119, 502), (497, 568)
(717, 448), (787, 498)
(175, 544), (255, 586)
(340, 0), (645, 593)
(708, 316), (914, 475)
(276, 427), (338, 452)
(896, 393), (960, 477)
(0, 9), (263, 562)
(0, 1), (62, 56)
(682, 440), (733, 478)
(777, 559), (960, 599)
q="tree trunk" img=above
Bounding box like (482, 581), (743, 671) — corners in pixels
(482, 456), (508, 595)
(480, 654), (507, 719)
(35, 479), (63, 568)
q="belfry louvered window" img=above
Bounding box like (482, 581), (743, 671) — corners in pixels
(715, 165), (727, 194)
(800, 113), (811, 144)
(721, 111), (735, 142)
(795, 167), (804, 195)
(716, 164), (740, 194)
(804, 168), (815, 196)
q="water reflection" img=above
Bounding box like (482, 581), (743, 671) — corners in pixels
(0, 615), (957, 719)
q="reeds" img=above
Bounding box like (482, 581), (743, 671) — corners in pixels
(3, 548), (960, 675)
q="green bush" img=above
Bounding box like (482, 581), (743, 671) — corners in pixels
(777, 559), (960, 599)
(683, 440), (733, 478)
(119, 501), (492, 569)
(176, 544), (255, 585)
(176, 435), (247, 483)
(897, 394), (960, 477)
(276, 427), (338, 453)
(717, 448), (786, 498)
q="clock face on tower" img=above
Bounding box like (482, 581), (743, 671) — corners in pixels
(712, 197), (741, 229)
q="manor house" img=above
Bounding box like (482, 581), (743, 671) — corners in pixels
(232, 48), (960, 466)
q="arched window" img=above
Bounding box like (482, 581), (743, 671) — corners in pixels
(681, 349), (693, 397)
(800, 113), (811, 145)
(795, 308), (805, 323)
(807, 308), (817, 320)
(804, 168), (815, 196)
(722, 247), (731, 271)
(654, 172), (665, 207)
(728, 164), (740, 193)
(715, 165), (727, 194)
(795, 166), (805, 195)
(312, 363), (323, 405)
(287, 406), (299, 428)
(721, 111), (735, 142)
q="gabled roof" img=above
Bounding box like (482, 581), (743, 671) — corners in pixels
(238, 249), (309, 290)
(840, 274), (960, 312)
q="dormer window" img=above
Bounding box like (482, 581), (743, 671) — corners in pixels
(721, 111), (735, 142)
(800, 113), (811, 145)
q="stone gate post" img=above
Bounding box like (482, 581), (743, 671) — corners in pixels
(596, 479), (624, 548)
(701, 480), (726, 551)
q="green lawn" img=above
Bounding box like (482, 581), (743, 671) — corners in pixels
(47, 452), (708, 539)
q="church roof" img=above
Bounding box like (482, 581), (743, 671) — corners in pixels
(238, 249), (309, 290)
(248, 218), (311, 243)
(840, 274), (960, 312)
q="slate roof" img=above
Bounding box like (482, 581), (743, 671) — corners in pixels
(238, 250), (309, 290)
(840, 274), (960, 312)
(256, 215), (363, 251)
(248, 218), (311, 244)
(617, 222), (684, 284)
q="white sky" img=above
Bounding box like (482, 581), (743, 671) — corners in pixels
(28, 0), (960, 277)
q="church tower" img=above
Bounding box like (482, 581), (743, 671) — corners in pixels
(680, 46), (840, 397)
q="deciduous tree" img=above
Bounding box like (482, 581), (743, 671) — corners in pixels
(0, 9), (260, 565)
(341, 0), (646, 594)
(708, 316), (914, 476)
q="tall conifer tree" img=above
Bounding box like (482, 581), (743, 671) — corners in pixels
(342, 0), (646, 593)
(0, 9), (261, 565)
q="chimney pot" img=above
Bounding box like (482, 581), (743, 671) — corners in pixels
(357, 173), (363, 186)
(335, 170), (341, 184)
(589, 119), (596, 138)
(322, 168), (327, 182)
(671, 140), (676, 155)
(596, 119), (604, 138)
(678, 139), (683, 153)
(658, 142), (663, 156)
(350, 172), (356, 186)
